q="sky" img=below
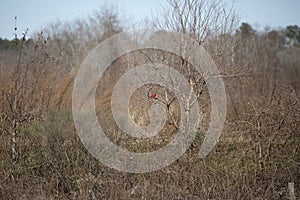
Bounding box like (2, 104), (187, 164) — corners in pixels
(0, 0), (299, 40)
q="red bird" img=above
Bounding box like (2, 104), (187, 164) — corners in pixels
(150, 92), (157, 99)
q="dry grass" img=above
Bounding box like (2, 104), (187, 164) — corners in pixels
(0, 4), (299, 199)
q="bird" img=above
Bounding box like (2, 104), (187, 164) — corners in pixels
(147, 88), (157, 99)
(150, 92), (157, 99)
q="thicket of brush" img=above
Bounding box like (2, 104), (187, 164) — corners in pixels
(0, 1), (299, 199)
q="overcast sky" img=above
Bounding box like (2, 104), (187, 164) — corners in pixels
(0, 0), (299, 39)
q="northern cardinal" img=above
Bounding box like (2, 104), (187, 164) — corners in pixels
(150, 92), (157, 99)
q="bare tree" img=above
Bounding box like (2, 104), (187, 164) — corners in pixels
(43, 4), (124, 75)
(0, 29), (58, 178)
(154, 0), (239, 43)
(143, 0), (238, 135)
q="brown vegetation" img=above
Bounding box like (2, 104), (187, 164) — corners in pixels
(0, 1), (299, 199)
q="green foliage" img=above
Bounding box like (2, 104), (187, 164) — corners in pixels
(236, 22), (256, 38)
(285, 25), (300, 46)
(0, 38), (15, 50)
(0, 37), (34, 51)
(266, 29), (285, 48)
